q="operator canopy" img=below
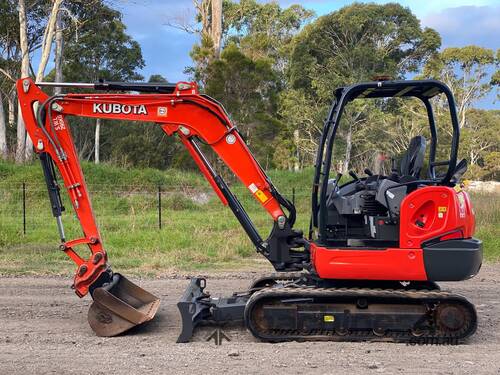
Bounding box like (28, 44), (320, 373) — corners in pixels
(336, 79), (448, 101)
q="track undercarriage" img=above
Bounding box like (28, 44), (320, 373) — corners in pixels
(177, 273), (477, 344)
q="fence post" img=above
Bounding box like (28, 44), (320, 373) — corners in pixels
(292, 187), (295, 206)
(22, 182), (26, 235)
(158, 185), (162, 230)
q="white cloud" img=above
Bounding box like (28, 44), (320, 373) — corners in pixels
(423, 5), (500, 49)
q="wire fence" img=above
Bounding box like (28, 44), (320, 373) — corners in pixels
(0, 181), (313, 237)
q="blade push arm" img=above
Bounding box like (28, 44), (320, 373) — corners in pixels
(17, 78), (308, 291)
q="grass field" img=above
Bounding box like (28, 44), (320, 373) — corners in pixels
(0, 160), (498, 276)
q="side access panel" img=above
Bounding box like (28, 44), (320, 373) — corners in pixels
(399, 187), (475, 249)
(311, 243), (427, 281)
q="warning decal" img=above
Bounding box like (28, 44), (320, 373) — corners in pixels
(255, 190), (269, 203)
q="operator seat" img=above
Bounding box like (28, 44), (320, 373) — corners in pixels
(400, 136), (426, 179)
(374, 136), (427, 216)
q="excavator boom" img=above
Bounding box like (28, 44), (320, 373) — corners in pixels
(16, 78), (307, 336)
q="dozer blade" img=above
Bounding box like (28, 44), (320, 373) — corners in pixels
(88, 273), (160, 337)
(177, 278), (248, 343)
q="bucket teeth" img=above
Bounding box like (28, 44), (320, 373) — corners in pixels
(88, 274), (160, 337)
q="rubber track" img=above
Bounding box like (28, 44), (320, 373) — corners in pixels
(244, 287), (477, 343)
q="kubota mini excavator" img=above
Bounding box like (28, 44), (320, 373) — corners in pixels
(16, 77), (482, 342)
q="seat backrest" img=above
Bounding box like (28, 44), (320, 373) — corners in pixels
(400, 136), (426, 178)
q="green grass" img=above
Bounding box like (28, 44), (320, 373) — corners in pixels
(471, 193), (500, 262)
(0, 159), (498, 276)
(0, 160), (312, 276)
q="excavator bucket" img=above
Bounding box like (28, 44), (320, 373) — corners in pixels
(87, 274), (160, 337)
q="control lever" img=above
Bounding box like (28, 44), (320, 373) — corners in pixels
(389, 158), (400, 181)
(349, 170), (359, 181)
(391, 158), (398, 173)
(326, 172), (342, 208)
(364, 168), (373, 176)
(332, 172), (342, 193)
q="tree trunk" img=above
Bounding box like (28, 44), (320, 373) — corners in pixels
(8, 90), (15, 127)
(460, 107), (467, 130)
(0, 91), (7, 158)
(293, 129), (300, 171)
(24, 0), (63, 161)
(35, 0), (63, 83)
(195, 0), (210, 36)
(342, 124), (352, 174)
(211, 0), (222, 58)
(469, 149), (478, 166)
(94, 118), (101, 164)
(16, 0), (30, 163)
(54, 9), (64, 94)
(373, 152), (386, 175)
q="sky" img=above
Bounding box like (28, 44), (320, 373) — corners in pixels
(116, 0), (499, 78)
(111, 1), (500, 107)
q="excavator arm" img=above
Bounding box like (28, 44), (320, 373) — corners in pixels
(16, 78), (308, 335)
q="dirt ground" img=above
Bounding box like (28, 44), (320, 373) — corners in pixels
(0, 264), (499, 375)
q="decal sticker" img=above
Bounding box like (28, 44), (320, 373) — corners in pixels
(226, 134), (236, 144)
(93, 103), (148, 115)
(324, 315), (335, 322)
(438, 206), (446, 219)
(458, 193), (466, 218)
(248, 183), (258, 193)
(157, 107), (168, 117)
(255, 190), (269, 203)
(53, 114), (66, 131)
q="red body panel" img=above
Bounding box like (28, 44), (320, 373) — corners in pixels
(312, 186), (476, 281)
(312, 244), (427, 280)
(399, 186), (475, 248)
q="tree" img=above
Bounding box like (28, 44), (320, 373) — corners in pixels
(0, 89), (6, 158)
(290, 3), (440, 95)
(192, 0), (223, 56)
(422, 46), (497, 129)
(419, 46), (499, 178)
(490, 49), (499, 102)
(0, 0), (17, 159)
(148, 74), (168, 83)
(461, 109), (500, 179)
(15, 0), (31, 163)
(211, 0), (222, 58)
(223, 0), (313, 76)
(204, 43), (281, 163)
(492, 70), (500, 93)
(188, 1), (313, 169)
(0, 0), (63, 162)
(282, 3), (441, 169)
(276, 88), (322, 169)
(53, 6), (63, 94)
(0, 1), (23, 158)
(174, 0), (224, 85)
(23, 0), (63, 161)
(107, 74), (190, 170)
(187, 0), (312, 87)
(62, 1), (144, 164)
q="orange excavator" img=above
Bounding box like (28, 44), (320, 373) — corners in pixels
(16, 77), (482, 342)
